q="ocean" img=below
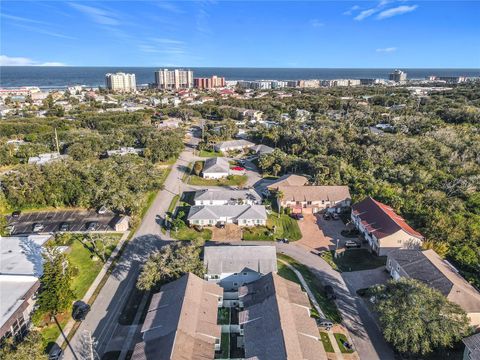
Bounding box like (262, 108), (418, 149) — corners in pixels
(1, 66), (479, 89)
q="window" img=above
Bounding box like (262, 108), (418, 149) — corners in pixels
(307, 201), (312, 205)
(243, 272), (247, 275)
(321, 200), (325, 204)
(397, 239), (402, 244)
(233, 282), (238, 286)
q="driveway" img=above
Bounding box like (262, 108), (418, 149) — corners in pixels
(297, 214), (351, 251)
(342, 268), (390, 293)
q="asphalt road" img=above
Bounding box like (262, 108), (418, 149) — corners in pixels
(62, 131), (392, 360)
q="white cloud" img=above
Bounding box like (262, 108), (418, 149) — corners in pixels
(0, 55), (66, 66)
(1, 13), (48, 25)
(343, 5), (360, 16)
(155, 1), (184, 14)
(377, 5), (418, 19)
(376, 47), (397, 53)
(354, 8), (378, 21)
(69, 3), (120, 26)
(310, 19), (325, 28)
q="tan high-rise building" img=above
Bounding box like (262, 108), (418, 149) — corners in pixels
(155, 69), (193, 89)
(194, 75), (226, 89)
(105, 72), (136, 92)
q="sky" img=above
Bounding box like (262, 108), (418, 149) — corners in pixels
(1, 0), (479, 68)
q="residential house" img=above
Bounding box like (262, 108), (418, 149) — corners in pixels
(251, 144), (274, 155)
(242, 109), (263, 123)
(0, 235), (52, 341)
(276, 185), (351, 214)
(187, 204), (267, 227)
(351, 197), (424, 256)
(266, 174), (309, 190)
(203, 245), (277, 290)
(462, 333), (480, 360)
(238, 273), (327, 360)
(387, 249), (480, 328)
(202, 157), (230, 179)
(132, 273), (223, 360)
(214, 139), (255, 153)
(110, 215), (130, 232)
(28, 152), (68, 165)
(193, 189), (261, 206)
(106, 147), (144, 157)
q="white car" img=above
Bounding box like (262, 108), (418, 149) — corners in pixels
(32, 223), (45, 232)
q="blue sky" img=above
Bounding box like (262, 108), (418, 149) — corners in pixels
(1, 1), (479, 67)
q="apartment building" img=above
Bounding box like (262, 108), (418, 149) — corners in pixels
(154, 69), (193, 89)
(105, 72), (137, 92)
(389, 69), (407, 83)
(194, 75), (226, 89)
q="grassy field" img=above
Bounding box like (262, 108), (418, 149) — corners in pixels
(319, 332), (335, 352)
(332, 249), (387, 272)
(242, 213), (302, 241)
(172, 226), (212, 241)
(277, 260), (300, 283)
(277, 253), (342, 323)
(39, 234), (122, 348)
(199, 149), (223, 157)
(188, 174), (248, 187)
(334, 333), (355, 353)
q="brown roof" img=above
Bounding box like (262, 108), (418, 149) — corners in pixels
(352, 197), (423, 239)
(277, 185), (351, 203)
(267, 174), (308, 189)
(239, 273), (327, 360)
(132, 273), (222, 360)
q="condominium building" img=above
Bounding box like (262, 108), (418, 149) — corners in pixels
(105, 72), (137, 92)
(155, 69), (193, 89)
(389, 69), (407, 83)
(194, 75), (226, 89)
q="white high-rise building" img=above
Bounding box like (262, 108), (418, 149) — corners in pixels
(155, 69), (193, 89)
(105, 72), (137, 92)
(389, 69), (407, 83)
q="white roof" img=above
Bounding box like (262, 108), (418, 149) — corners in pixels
(203, 157), (230, 174)
(188, 205), (267, 221)
(194, 189), (261, 203)
(204, 246), (277, 275)
(0, 235), (51, 276)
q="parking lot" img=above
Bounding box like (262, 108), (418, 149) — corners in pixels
(296, 213), (351, 251)
(6, 209), (119, 234)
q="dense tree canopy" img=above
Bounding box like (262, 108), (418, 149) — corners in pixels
(136, 242), (205, 291)
(369, 278), (470, 355)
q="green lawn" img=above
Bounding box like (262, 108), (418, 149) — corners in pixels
(217, 307), (230, 325)
(319, 332), (335, 353)
(334, 333), (355, 353)
(39, 235), (122, 348)
(187, 174), (248, 187)
(199, 149), (223, 157)
(242, 213), (302, 241)
(277, 253), (342, 323)
(277, 260), (300, 284)
(167, 194), (180, 215)
(332, 249), (387, 272)
(172, 226), (212, 241)
(216, 332), (230, 359)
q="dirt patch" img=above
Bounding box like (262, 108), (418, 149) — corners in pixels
(211, 224), (242, 241)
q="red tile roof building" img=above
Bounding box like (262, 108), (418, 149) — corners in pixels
(351, 197), (423, 256)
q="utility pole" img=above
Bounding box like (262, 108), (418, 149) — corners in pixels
(54, 128), (60, 154)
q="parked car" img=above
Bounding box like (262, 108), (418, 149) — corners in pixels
(216, 222), (226, 229)
(323, 212), (331, 220)
(290, 213), (304, 221)
(97, 206), (108, 214)
(261, 189), (270, 197)
(59, 222), (70, 232)
(237, 159), (246, 166)
(32, 223), (45, 232)
(324, 285), (336, 299)
(345, 240), (361, 249)
(231, 166), (245, 171)
(318, 320), (333, 330)
(86, 222), (98, 231)
(72, 301), (91, 321)
(332, 213), (340, 220)
(48, 343), (63, 360)
(11, 210), (21, 218)
(277, 238), (289, 244)
(310, 250), (326, 257)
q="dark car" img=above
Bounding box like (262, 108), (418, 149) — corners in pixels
(311, 250), (326, 257)
(345, 240), (361, 249)
(59, 222), (70, 232)
(277, 238), (289, 244)
(323, 212), (331, 220)
(216, 222), (226, 229)
(325, 285), (336, 299)
(290, 213), (304, 221)
(12, 210), (21, 218)
(86, 221), (98, 231)
(72, 301), (91, 321)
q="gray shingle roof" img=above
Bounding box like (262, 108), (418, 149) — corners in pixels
(203, 157), (230, 174)
(204, 245), (277, 275)
(132, 273), (222, 360)
(238, 273), (327, 360)
(194, 189), (261, 203)
(215, 139), (254, 151)
(187, 204), (267, 221)
(463, 333), (480, 359)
